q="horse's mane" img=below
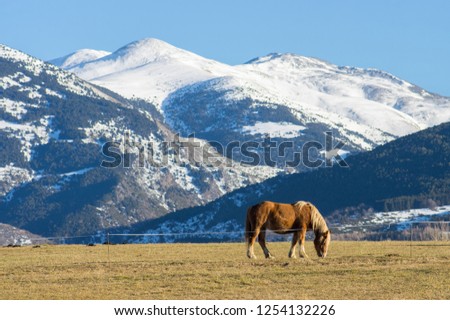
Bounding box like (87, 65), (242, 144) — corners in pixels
(310, 203), (328, 233)
(293, 201), (328, 233)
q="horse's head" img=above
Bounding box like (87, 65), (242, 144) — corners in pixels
(314, 230), (331, 258)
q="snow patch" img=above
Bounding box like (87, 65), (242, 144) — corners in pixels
(44, 88), (64, 99)
(0, 98), (28, 118)
(242, 121), (306, 138)
(372, 205), (450, 229)
(0, 76), (21, 89)
(0, 119), (50, 160)
(339, 205), (450, 231)
(0, 165), (32, 197)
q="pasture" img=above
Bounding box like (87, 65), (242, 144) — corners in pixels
(0, 241), (449, 299)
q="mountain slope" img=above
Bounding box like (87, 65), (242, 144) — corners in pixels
(0, 44), (278, 237)
(242, 53), (449, 128)
(0, 223), (45, 246)
(133, 121), (450, 242)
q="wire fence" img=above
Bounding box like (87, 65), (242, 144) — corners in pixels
(9, 221), (450, 252)
(101, 224), (450, 261)
(2, 222), (446, 263)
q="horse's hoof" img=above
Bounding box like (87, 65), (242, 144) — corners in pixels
(289, 255), (298, 259)
(266, 255), (275, 259)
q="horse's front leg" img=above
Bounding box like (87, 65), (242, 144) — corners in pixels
(299, 228), (309, 259)
(258, 230), (274, 259)
(288, 231), (300, 258)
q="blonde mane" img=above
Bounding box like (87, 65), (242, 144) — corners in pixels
(293, 201), (307, 210)
(294, 201), (328, 233)
(310, 203), (328, 233)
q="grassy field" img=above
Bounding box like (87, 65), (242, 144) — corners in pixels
(0, 241), (449, 299)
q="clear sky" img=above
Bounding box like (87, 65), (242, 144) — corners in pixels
(1, 0), (449, 96)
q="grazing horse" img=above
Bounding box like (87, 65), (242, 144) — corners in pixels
(245, 201), (330, 259)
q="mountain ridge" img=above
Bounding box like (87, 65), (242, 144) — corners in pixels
(51, 38), (450, 156)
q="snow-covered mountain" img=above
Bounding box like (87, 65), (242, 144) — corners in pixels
(0, 44), (278, 237)
(49, 49), (111, 69)
(65, 38), (239, 105)
(53, 38), (450, 153)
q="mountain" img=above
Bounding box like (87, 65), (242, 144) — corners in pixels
(0, 44), (278, 238)
(132, 121), (450, 242)
(53, 38), (450, 157)
(0, 223), (45, 246)
(63, 38), (238, 106)
(49, 49), (111, 69)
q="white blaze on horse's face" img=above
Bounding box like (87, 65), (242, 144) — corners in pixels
(314, 230), (331, 258)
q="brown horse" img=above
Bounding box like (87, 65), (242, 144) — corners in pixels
(245, 201), (330, 259)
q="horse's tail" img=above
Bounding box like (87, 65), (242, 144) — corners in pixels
(245, 206), (253, 241)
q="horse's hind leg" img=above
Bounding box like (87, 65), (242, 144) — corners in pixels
(258, 229), (274, 259)
(288, 232), (300, 258)
(247, 228), (259, 259)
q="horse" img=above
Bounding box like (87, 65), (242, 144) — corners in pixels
(245, 201), (330, 259)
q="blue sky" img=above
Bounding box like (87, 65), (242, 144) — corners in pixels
(1, 0), (449, 96)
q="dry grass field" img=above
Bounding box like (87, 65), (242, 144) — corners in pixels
(1, 241), (449, 300)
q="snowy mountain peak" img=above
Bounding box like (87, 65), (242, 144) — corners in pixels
(49, 49), (111, 69)
(113, 38), (192, 60)
(246, 52), (407, 84)
(246, 52), (331, 69)
(85, 38), (205, 73)
(62, 38), (237, 104)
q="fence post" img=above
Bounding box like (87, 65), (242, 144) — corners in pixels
(107, 233), (110, 267)
(409, 223), (412, 258)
